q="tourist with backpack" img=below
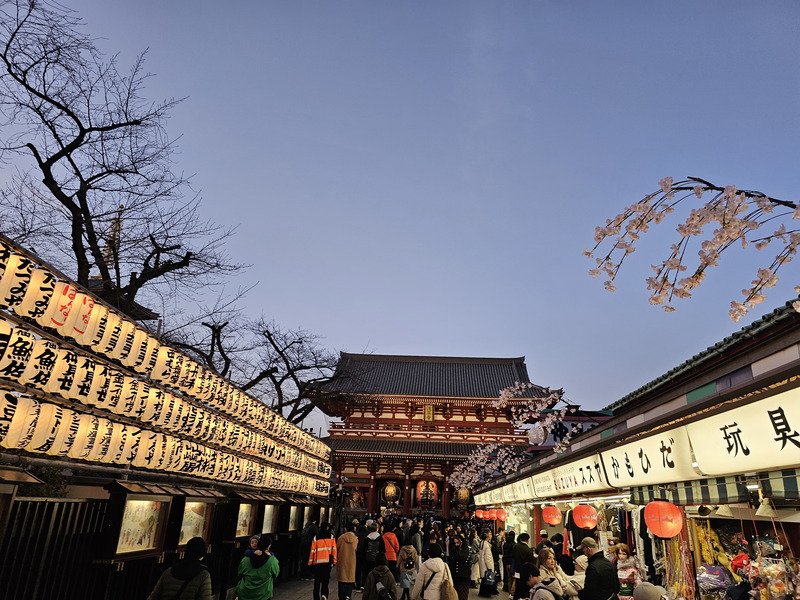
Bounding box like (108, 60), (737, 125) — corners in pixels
(384, 523), (401, 580)
(397, 542), (419, 600)
(364, 555), (397, 600)
(362, 522), (385, 582)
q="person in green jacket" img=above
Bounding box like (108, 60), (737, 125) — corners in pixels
(238, 535), (280, 600)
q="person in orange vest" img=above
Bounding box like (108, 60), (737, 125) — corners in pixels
(310, 522), (338, 600)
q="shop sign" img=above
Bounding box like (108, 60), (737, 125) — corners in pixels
(687, 386), (800, 475)
(511, 477), (533, 501)
(600, 426), (699, 486)
(549, 454), (610, 495)
(532, 471), (556, 497)
(502, 484), (516, 502)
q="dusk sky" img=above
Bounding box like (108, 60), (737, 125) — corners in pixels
(52, 2), (800, 431)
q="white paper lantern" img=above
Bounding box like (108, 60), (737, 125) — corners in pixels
(84, 362), (110, 406)
(85, 417), (114, 462)
(0, 254), (34, 308)
(67, 356), (97, 404)
(121, 327), (148, 369)
(61, 293), (95, 340)
(68, 413), (100, 459)
(166, 352), (185, 388)
(43, 348), (78, 396)
(16, 268), (57, 321)
(0, 393), (40, 449)
(26, 403), (65, 453)
(0, 241), (12, 278)
(47, 407), (79, 457)
(92, 311), (122, 356)
(0, 326), (35, 382)
(75, 302), (106, 347)
(18, 338), (59, 388)
(96, 371), (125, 413)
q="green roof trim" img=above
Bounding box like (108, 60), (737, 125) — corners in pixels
(686, 381), (716, 404)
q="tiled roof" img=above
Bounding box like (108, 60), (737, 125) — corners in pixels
(604, 299), (800, 412)
(319, 353), (546, 398)
(325, 437), (528, 458)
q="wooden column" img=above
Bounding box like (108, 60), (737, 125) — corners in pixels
(367, 461), (378, 514)
(403, 462), (413, 517)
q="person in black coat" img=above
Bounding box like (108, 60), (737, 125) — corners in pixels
(577, 537), (620, 600)
(447, 535), (472, 600)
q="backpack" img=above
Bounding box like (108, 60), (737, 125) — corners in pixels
(404, 555), (415, 570)
(366, 537), (382, 562)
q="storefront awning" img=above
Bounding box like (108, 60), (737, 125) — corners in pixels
(630, 475), (749, 506)
(759, 469), (800, 500)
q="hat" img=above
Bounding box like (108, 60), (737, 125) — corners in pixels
(574, 555), (588, 569)
(539, 529), (548, 536)
(365, 519), (374, 526)
(633, 582), (668, 600)
(579, 537), (597, 549)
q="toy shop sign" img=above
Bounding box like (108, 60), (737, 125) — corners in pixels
(687, 386), (800, 476)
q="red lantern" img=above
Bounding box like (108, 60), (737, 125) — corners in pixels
(542, 505), (562, 525)
(572, 504), (598, 529)
(644, 501), (683, 538)
(475, 509), (484, 519)
(496, 509), (507, 521)
(488, 509), (497, 520)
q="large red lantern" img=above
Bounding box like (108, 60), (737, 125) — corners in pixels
(572, 504), (598, 529)
(487, 509), (497, 520)
(475, 509), (484, 519)
(644, 501), (683, 538)
(543, 506), (562, 525)
(496, 509), (507, 521)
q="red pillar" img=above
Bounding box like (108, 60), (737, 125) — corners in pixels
(442, 479), (451, 518)
(533, 504), (542, 546)
(367, 462), (378, 514)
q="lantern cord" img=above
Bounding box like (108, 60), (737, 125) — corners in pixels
(769, 498), (793, 557)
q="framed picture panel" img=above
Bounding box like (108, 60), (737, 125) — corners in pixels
(116, 498), (169, 555)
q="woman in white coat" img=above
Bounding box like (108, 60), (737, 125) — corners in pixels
(477, 531), (495, 580)
(411, 544), (453, 600)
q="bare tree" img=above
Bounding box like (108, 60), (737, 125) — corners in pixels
(587, 176), (800, 321)
(0, 0), (241, 317)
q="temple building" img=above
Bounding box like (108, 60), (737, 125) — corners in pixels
(317, 353), (605, 518)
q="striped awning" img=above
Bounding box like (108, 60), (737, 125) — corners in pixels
(630, 476), (749, 506)
(759, 469), (800, 500)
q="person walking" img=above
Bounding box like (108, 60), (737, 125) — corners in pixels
(301, 517), (321, 580)
(501, 531), (515, 593)
(364, 555), (398, 600)
(511, 533), (534, 592)
(411, 544), (453, 600)
(446, 535), (472, 600)
(237, 535), (280, 600)
(384, 523), (401, 580)
(397, 541), (419, 600)
(310, 522), (338, 600)
(147, 537), (212, 600)
(577, 537), (620, 600)
(337, 521), (360, 600)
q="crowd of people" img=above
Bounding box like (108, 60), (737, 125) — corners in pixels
(298, 514), (666, 600)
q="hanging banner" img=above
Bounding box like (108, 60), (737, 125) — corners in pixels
(687, 386), (800, 475)
(600, 425), (700, 487)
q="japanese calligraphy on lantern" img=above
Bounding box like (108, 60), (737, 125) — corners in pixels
(600, 425), (699, 487)
(686, 387), (800, 475)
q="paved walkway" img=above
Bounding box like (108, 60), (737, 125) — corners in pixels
(273, 569), (511, 600)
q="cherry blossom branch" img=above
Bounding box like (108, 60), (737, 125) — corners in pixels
(586, 177), (800, 321)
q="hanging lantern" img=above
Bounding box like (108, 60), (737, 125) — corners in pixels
(17, 268), (56, 321)
(487, 508), (497, 520)
(572, 504), (598, 529)
(475, 509), (484, 519)
(644, 501), (684, 538)
(543, 505), (562, 525)
(496, 509), (507, 521)
(0, 254), (34, 309)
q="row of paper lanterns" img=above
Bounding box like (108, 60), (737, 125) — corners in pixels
(475, 508), (507, 521)
(0, 317), (332, 479)
(0, 391), (330, 496)
(538, 502), (683, 538)
(0, 239), (330, 463)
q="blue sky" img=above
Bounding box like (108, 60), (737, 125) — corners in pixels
(51, 1), (800, 429)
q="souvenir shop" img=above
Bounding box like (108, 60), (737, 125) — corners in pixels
(475, 300), (800, 600)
